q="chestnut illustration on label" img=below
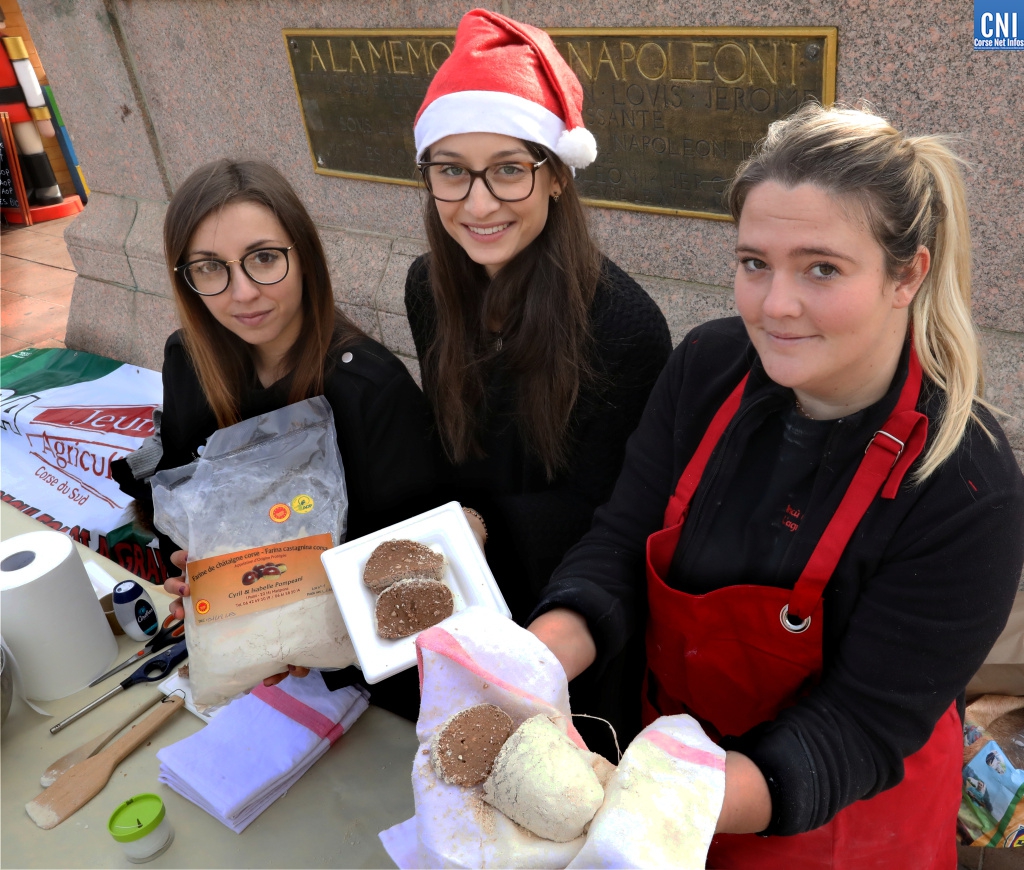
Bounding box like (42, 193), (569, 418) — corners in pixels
(241, 563), (285, 586)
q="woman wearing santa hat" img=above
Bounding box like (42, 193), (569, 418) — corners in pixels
(407, 9), (669, 619)
(404, 8), (670, 750)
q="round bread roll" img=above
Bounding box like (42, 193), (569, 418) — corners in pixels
(482, 714), (604, 842)
(374, 578), (454, 639)
(363, 539), (444, 594)
(431, 703), (515, 786)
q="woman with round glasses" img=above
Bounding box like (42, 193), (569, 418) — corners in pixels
(115, 159), (437, 607)
(405, 10), (671, 753)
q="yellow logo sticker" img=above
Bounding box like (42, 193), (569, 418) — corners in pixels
(269, 503), (291, 523)
(292, 494), (314, 514)
(195, 599), (211, 615)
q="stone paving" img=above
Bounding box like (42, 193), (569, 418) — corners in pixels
(1, 215), (78, 356)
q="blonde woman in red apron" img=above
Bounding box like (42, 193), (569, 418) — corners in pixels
(529, 103), (1024, 868)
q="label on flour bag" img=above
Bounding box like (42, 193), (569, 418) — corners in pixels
(185, 534), (333, 625)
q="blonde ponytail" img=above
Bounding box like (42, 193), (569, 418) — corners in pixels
(906, 138), (993, 480)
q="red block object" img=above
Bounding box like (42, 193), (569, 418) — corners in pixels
(2, 193), (82, 224)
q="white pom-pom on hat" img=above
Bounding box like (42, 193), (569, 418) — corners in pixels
(414, 9), (597, 170)
(555, 127), (598, 170)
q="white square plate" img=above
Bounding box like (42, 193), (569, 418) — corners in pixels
(321, 502), (511, 683)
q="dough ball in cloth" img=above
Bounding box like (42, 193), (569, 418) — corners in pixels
(483, 714), (604, 842)
(374, 578), (454, 639)
(363, 539), (444, 594)
(431, 704), (515, 786)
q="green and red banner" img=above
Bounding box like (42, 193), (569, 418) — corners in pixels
(1, 348), (167, 584)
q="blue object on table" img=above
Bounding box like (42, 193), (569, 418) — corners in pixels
(88, 616), (185, 687)
(50, 640), (189, 734)
(112, 580), (158, 641)
(118, 640), (189, 690)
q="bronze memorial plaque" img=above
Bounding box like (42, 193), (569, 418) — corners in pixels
(284, 28), (836, 219)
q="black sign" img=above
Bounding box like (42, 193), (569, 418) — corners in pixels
(1, 133), (20, 210)
(284, 27), (837, 220)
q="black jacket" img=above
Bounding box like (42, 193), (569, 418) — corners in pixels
(535, 316), (1024, 835)
(124, 330), (439, 574)
(405, 254), (672, 624)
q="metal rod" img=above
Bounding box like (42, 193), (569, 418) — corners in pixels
(49, 685), (125, 735)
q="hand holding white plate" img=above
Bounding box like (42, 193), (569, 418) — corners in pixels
(321, 502), (511, 683)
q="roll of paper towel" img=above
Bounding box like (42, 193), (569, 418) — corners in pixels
(0, 531), (117, 701)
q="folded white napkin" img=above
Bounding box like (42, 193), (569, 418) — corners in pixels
(157, 671), (369, 833)
(567, 715), (725, 869)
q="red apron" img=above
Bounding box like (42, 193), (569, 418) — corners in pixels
(643, 353), (962, 869)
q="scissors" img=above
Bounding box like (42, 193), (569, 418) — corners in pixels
(88, 615), (185, 687)
(50, 639), (189, 734)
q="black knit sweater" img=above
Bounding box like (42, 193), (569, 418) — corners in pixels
(405, 254), (672, 625)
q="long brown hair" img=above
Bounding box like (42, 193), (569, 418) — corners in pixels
(728, 103), (993, 482)
(422, 143), (601, 479)
(164, 159), (363, 428)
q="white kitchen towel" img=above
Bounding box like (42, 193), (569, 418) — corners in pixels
(379, 606), (598, 869)
(157, 671), (369, 833)
(566, 714), (725, 869)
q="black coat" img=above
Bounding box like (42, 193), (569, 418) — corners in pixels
(535, 316), (1024, 835)
(124, 330), (439, 573)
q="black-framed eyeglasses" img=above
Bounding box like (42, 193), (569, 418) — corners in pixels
(174, 245), (296, 297)
(417, 158), (548, 203)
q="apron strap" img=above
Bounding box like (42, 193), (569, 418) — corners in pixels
(663, 374), (749, 528)
(787, 351), (928, 619)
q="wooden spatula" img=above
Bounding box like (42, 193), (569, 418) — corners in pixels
(40, 692), (163, 787)
(26, 694), (184, 829)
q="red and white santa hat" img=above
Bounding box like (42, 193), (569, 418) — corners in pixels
(414, 9), (597, 169)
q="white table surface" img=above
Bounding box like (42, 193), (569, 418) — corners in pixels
(0, 503), (417, 868)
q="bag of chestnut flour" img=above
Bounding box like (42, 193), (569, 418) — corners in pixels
(152, 397), (355, 708)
